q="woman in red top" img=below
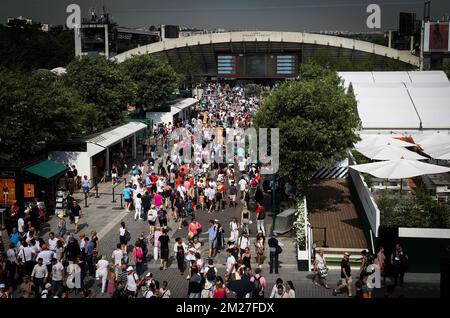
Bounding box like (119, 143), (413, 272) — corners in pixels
(213, 279), (227, 298)
(188, 218), (202, 240)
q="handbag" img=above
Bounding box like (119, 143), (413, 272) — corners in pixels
(276, 245), (283, 254)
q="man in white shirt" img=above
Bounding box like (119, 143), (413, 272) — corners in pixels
(48, 232), (59, 252)
(226, 248), (236, 281)
(112, 243), (124, 278)
(31, 258), (48, 297)
(238, 177), (247, 199)
(51, 258), (64, 296)
(126, 266), (139, 297)
(96, 256), (109, 294)
(37, 246), (55, 272)
(18, 241), (35, 276)
(17, 217), (25, 234)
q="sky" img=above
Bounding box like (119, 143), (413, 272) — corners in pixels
(2, 0), (450, 32)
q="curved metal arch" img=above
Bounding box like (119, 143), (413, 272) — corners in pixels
(112, 31), (419, 66)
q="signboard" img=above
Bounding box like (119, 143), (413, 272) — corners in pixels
(1, 178), (16, 205)
(217, 54), (298, 78)
(424, 22), (450, 52)
(24, 183), (35, 198)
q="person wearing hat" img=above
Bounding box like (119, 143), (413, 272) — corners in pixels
(125, 266), (139, 297)
(41, 282), (52, 298)
(18, 275), (34, 298)
(333, 252), (353, 297)
(201, 280), (213, 298)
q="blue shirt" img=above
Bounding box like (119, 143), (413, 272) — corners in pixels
(85, 241), (95, 256)
(10, 232), (20, 246)
(123, 188), (132, 200)
(208, 226), (217, 241)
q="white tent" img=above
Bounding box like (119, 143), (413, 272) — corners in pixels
(413, 131), (450, 149)
(421, 143), (450, 160)
(349, 158), (450, 179)
(355, 134), (414, 148)
(356, 144), (426, 160)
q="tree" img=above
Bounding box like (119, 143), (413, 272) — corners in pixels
(0, 69), (95, 162)
(121, 55), (181, 111)
(0, 24), (74, 71)
(174, 58), (205, 89)
(253, 62), (360, 193)
(64, 56), (137, 129)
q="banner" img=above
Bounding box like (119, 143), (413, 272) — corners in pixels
(424, 22), (450, 52)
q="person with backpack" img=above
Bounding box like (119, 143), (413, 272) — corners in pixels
(250, 268), (266, 298)
(119, 222), (129, 253)
(132, 241), (145, 276)
(147, 205), (158, 236)
(185, 197), (195, 218)
(268, 233), (282, 274)
(204, 258), (218, 284)
(157, 207), (168, 228)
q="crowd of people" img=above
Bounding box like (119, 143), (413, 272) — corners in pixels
(0, 82), (294, 299)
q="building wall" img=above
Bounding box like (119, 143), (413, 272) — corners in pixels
(48, 151), (92, 180)
(348, 152), (380, 238)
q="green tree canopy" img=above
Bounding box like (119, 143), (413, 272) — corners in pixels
(121, 54), (181, 111)
(253, 62), (361, 193)
(0, 69), (95, 162)
(64, 56), (137, 129)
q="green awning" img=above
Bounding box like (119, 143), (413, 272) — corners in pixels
(25, 160), (68, 179)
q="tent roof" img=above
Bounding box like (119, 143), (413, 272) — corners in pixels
(352, 82), (421, 129)
(87, 122), (147, 148)
(25, 160), (68, 179)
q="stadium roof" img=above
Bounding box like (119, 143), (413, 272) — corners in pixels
(112, 31), (419, 77)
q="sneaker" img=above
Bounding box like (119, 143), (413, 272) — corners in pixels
(186, 276), (190, 280)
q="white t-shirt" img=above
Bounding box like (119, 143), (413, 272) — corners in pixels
(226, 255), (236, 274)
(119, 227), (126, 236)
(48, 238), (59, 251)
(238, 179), (247, 191)
(18, 218), (25, 233)
(37, 250), (54, 265)
(127, 273), (139, 292)
(147, 209), (158, 222)
(52, 262), (64, 281)
(112, 249), (123, 266)
(238, 160), (246, 172)
(97, 259), (109, 272)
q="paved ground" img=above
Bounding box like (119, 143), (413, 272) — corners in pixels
(2, 141), (441, 298)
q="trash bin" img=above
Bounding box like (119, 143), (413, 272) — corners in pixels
(273, 208), (296, 235)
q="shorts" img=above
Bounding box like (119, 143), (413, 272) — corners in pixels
(160, 249), (169, 260)
(209, 240), (217, 249)
(74, 216), (80, 224)
(120, 235), (127, 245)
(341, 277), (352, 286)
(148, 220), (156, 226)
(112, 173), (117, 178)
(125, 198), (132, 203)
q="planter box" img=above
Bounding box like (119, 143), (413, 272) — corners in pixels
(297, 249), (310, 271)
